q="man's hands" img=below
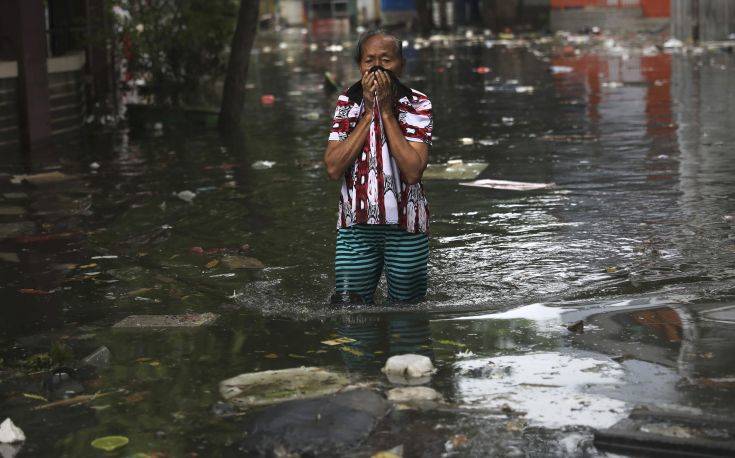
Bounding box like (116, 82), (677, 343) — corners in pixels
(362, 69), (393, 114)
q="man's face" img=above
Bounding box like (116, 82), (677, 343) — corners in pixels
(359, 34), (403, 77)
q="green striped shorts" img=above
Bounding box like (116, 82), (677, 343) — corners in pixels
(335, 224), (429, 304)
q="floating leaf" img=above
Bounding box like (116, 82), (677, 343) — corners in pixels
(264, 353), (278, 359)
(321, 337), (356, 346)
(205, 259), (219, 269)
(438, 339), (466, 348)
(340, 346), (364, 357)
(23, 392), (48, 402)
(90, 435), (129, 452)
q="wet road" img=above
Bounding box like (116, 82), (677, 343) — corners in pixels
(1, 29), (734, 456)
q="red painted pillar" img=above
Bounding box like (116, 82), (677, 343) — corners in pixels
(15, 0), (52, 156)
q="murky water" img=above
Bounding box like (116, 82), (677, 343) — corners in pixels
(1, 29), (734, 456)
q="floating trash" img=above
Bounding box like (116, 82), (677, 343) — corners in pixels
(252, 160), (276, 170)
(459, 179), (555, 191)
(113, 313), (219, 328)
(176, 190), (196, 202)
(423, 160), (488, 180)
(0, 418), (25, 443)
(219, 367), (351, 408)
(260, 94), (275, 105)
(382, 354), (436, 385)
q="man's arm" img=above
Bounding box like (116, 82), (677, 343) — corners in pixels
(323, 112), (372, 180)
(375, 71), (428, 185)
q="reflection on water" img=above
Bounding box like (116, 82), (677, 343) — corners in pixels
(1, 29), (735, 455)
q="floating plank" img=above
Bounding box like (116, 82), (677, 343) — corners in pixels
(459, 179), (555, 191)
(113, 313), (219, 328)
(422, 160), (488, 180)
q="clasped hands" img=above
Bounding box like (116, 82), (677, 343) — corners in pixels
(362, 69), (395, 116)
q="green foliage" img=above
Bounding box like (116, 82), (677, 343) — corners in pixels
(115, 0), (239, 106)
(50, 341), (74, 365)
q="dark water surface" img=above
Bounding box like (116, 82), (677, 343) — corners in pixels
(1, 30), (734, 456)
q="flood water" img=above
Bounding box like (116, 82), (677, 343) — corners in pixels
(1, 29), (734, 456)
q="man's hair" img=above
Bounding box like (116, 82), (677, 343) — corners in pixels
(354, 29), (403, 63)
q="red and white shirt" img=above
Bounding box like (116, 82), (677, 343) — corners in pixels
(328, 88), (433, 234)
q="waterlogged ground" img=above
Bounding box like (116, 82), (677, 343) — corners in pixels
(1, 29), (735, 456)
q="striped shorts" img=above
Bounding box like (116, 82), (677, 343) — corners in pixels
(334, 224), (429, 303)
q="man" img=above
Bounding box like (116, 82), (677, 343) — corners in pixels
(324, 30), (433, 304)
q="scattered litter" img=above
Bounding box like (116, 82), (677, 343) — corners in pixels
(301, 112), (320, 120)
(0, 207), (25, 216)
(33, 391), (111, 410)
(455, 349), (476, 359)
(445, 434), (469, 452)
(550, 66), (573, 74)
(0, 222), (34, 241)
(502, 116), (515, 125)
(459, 179), (555, 191)
(219, 367), (350, 408)
(176, 190), (196, 202)
(221, 255), (264, 269)
(210, 273), (236, 278)
(89, 162), (100, 170)
(321, 337), (356, 346)
(113, 313), (219, 328)
(387, 386), (442, 404)
(371, 444), (403, 458)
(91, 255), (118, 260)
(458, 137), (475, 145)
(90, 436), (129, 452)
(0, 419), (25, 443)
(10, 171), (75, 185)
(422, 160), (488, 180)
(382, 354), (436, 385)
(252, 160), (276, 170)
(663, 38), (684, 49)
(473, 66), (491, 74)
(0, 253), (19, 263)
(82, 346), (111, 369)
(260, 94), (275, 105)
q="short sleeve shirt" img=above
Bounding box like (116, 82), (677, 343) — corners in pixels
(328, 88), (433, 234)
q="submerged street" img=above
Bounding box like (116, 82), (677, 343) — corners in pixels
(1, 28), (735, 456)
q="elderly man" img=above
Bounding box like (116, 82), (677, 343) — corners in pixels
(324, 30), (433, 304)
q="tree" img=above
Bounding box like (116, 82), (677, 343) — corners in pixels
(218, 0), (260, 133)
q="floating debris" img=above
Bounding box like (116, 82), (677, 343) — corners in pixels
(387, 386), (442, 404)
(113, 313), (219, 328)
(550, 65), (573, 74)
(176, 190), (196, 203)
(10, 171), (75, 185)
(82, 346), (111, 369)
(0, 418), (25, 443)
(252, 160), (276, 170)
(90, 436), (129, 452)
(221, 255), (264, 269)
(459, 179), (555, 191)
(260, 94), (275, 105)
(321, 337), (357, 346)
(382, 354), (436, 385)
(422, 160), (488, 180)
(219, 367), (350, 408)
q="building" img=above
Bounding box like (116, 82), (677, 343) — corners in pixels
(0, 0), (112, 161)
(671, 0), (735, 42)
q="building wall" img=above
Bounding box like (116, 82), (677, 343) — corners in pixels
(672, 0), (735, 42)
(0, 53), (86, 154)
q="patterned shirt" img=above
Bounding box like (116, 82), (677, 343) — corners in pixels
(328, 87), (433, 234)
